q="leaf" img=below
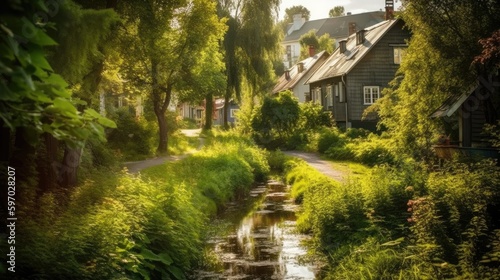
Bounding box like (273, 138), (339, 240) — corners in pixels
(21, 18), (57, 46)
(139, 248), (161, 261)
(97, 116), (117, 128)
(53, 98), (77, 115)
(167, 265), (186, 280)
(85, 108), (102, 119)
(157, 253), (173, 266)
(30, 48), (53, 71)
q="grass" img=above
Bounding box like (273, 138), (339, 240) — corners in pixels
(323, 159), (371, 181)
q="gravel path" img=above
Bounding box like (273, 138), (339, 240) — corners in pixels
(123, 129), (203, 174)
(283, 151), (346, 183)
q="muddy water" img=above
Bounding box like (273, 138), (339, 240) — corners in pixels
(194, 180), (316, 280)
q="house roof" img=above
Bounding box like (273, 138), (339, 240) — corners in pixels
(272, 51), (328, 94)
(284, 19), (327, 42)
(283, 11), (385, 43)
(306, 19), (401, 84)
(430, 81), (479, 118)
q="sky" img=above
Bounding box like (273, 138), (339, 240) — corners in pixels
(279, 0), (403, 20)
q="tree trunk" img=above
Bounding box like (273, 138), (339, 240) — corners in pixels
(156, 110), (168, 154)
(204, 93), (213, 131)
(224, 88), (230, 130)
(60, 146), (82, 188)
(37, 133), (59, 193)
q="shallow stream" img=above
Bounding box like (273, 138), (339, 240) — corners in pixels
(192, 180), (316, 280)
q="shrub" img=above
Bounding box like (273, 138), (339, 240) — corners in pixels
(107, 107), (156, 160)
(317, 128), (344, 153)
(325, 145), (356, 161)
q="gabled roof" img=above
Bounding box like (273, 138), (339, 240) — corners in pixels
(272, 51), (328, 94)
(283, 11), (385, 43)
(284, 19), (327, 42)
(430, 81), (479, 118)
(306, 19), (401, 84)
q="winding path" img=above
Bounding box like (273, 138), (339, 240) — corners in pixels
(283, 151), (346, 183)
(123, 129), (203, 173)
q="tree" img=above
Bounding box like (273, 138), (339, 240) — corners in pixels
(372, 0), (500, 160)
(120, 0), (225, 153)
(298, 30), (335, 59)
(283, 5), (310, 23)
(218, 0), (282, 129)
(329, 6), (345, 17)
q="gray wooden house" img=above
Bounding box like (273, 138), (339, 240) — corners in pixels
(305, 18), (411, 130)
(430, 73), (500, 160)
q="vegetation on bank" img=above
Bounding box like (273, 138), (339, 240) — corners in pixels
(7, 132), (269, 279)
(276, 147), (500, 279)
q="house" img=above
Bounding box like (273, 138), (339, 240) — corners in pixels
(430, 73), (500, 160)
(305, 16), (410, 130)
(177, 98), (239, 127)
(213, 98), (239, 126)
(282, 11), (385, 69)
(272, 49), (329, 102)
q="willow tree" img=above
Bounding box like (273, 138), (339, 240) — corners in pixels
(372, 0), (500, 160)
(120, 0), (225, 153)
(218, 0), (282, 128)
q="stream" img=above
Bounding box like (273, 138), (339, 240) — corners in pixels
(192, 180), (316, 280)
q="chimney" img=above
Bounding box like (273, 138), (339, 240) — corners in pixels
(308, 45), (315, 57)
(284, 70), (291, 80)
(288, 14), (306, 35)
(356, 30), (365, 45)
(348, 22), (357, 36)
(339, 40), (347, 53)
(385, 0), (394, 20)
(297, 62), (304, 73)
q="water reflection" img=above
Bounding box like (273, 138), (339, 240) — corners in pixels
(195, 180), (316, 280)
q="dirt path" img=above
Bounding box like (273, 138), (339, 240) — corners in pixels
(123, 129), (203, 174)
(283, 151), (346, 183)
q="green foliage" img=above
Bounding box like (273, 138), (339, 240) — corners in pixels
(299, 101), (333, 131)
(283, 5), (310, 23)
(107, 108), (156, 160)
(252, 90), (301, 148)
(0, 0), (116, 147)
(12, 132), (269, 279)
(329, 6), (345, 17)
(299, 30), (334, 59)
(317, 128), (344, 153)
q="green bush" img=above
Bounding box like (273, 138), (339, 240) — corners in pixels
(107, 107), (156, 160)
(317, 128), (344, 153)
(325, 145), (355, 161)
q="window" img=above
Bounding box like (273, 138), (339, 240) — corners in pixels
(230, 109), (239, 118)
(339, 83), (345, 103)
(304, 92), (311, 102)
(325, 85), (333, 107)
(364, 86), (380, 105)
(393, 47), (406, 64)
(313, 88), (322, 105)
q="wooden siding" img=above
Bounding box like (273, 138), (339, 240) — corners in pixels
(347, 20), (410, 121)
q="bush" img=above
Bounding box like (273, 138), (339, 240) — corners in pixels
(317, 128), (344, 153)
(325, 145), (356, 161)
(107, 107), (156, 160)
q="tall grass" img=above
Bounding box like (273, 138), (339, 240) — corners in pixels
(8, 131), (269, 279)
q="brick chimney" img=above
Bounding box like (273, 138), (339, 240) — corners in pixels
(385, 0), (394, 20)
(308, 45), (315, 57)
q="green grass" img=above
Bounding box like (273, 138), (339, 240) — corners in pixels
(323, 159), (371, 181)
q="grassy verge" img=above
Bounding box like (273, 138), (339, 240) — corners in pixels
(9, 131), (269, 280)
(281, 152), (500, 279)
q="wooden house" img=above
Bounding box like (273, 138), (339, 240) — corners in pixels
(305, 18), (411, 130)
(272, 50), (329, 103)
(430, 73), (500, 160)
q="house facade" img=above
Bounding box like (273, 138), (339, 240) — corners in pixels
(272, 50), (329, 102)
(430, 73), (500, 160)
(282, 11), (385, 69)
(306, 18), (410, 130)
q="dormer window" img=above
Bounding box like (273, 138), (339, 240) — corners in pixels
(339, 40), (347, 53)
(356, 30), (365, 45)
